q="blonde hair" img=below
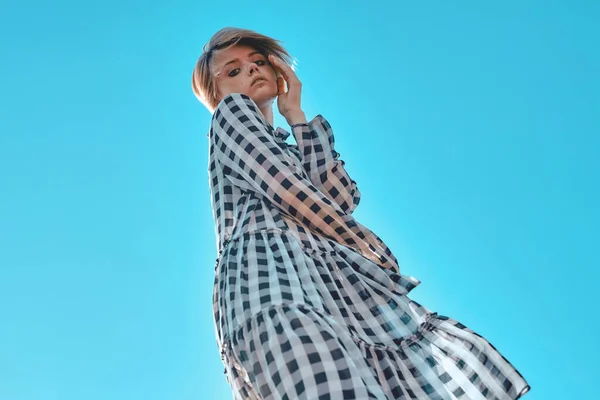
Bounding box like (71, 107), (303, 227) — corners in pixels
(191, 27), (296, 114)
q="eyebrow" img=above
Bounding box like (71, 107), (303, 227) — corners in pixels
(222, 51), (264, 69)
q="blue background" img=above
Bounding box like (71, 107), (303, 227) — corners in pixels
(1, 1), (598, 399)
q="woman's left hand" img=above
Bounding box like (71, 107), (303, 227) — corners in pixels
(269, 54), (305, 124)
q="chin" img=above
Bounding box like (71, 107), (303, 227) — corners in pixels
(248, 87), (277, 104)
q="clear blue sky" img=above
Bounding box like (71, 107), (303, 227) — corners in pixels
(1, 1), (598, 399)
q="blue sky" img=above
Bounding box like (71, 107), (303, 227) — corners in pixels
(1, 1), (598, 399)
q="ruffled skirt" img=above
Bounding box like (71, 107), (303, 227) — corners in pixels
(212, 230), (531, 399)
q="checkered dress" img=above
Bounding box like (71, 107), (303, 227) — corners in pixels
(208, 93), (531, 399)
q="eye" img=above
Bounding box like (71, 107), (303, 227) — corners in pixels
(227, 59), (267, 77)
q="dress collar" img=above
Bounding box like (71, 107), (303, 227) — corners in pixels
(254, 103), (291, 141)
(273, 126), (291, 141)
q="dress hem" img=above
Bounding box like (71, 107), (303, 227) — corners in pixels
(217, 303), (532, 400)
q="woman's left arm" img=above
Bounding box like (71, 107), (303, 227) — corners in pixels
(290, 116), (362, 215)
(268, 54), (361, 215)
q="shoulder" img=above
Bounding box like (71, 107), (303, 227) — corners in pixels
(209, 93), (260, 140)
(210, 93), (276, 142)
(213, 93), (259, 120)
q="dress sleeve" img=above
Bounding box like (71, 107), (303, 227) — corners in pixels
(289, 117), (361, 215)
(210, 93), (396, 271)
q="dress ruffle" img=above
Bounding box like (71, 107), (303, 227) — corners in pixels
(213, 230), (531, 399)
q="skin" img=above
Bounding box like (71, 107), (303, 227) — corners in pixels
(210, 44), (306, 127)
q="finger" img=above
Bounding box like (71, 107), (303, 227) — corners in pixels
(277, 76), (286, 94)
(270, 55), (299, 83)
(269, 57), (285, 92)
(270, 56), (286, 78)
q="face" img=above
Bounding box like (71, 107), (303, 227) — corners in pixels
(210, 44), (279, 108)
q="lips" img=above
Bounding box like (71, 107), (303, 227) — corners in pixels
(252, 77), (266, 85)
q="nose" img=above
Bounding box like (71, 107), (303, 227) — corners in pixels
(247, 61), (259, 75)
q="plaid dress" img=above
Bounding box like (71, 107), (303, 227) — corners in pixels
(208, 93), (531, 399)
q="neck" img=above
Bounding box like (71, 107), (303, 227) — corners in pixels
(261, 106), (273, 127)
(256, 100), (274, 128)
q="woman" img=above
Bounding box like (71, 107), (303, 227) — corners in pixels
(191, 27), (531, 399)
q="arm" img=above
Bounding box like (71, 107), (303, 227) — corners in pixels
(210, 93), (398, 272)
(289, 117), (362, 215)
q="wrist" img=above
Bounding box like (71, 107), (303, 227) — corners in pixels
(286, 111), (307, 126)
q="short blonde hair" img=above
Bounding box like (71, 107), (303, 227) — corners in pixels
(191, 27), (295, 114)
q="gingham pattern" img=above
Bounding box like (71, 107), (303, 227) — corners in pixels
(208, 93), (531, 399)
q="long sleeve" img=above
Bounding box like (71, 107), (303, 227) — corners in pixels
(289, 117), (361, 215)
(210, 93), (399, 272)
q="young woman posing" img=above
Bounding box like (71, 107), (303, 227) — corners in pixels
(191, 27), (531, 400)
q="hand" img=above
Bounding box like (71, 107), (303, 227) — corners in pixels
(268, 54), (305, 123)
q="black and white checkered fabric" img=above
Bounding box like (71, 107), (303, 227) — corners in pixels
(207, 93), (531, 399)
